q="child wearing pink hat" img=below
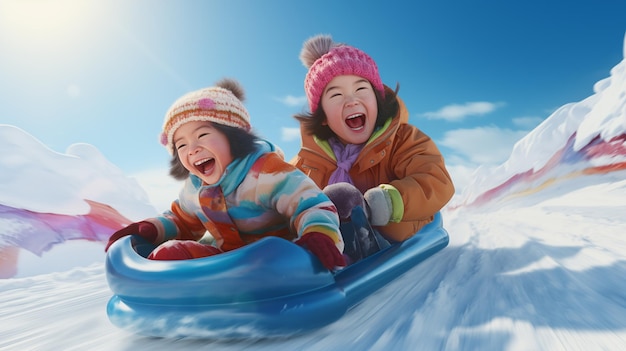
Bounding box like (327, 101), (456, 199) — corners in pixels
(292, 35), (455, 249)
(106, 78), (345, 270)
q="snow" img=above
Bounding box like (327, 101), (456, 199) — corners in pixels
(1, 37), (626, 351)
(453, 35), (626, 209)
(2, 191), (625, 350)
(0, 124), (157, 219)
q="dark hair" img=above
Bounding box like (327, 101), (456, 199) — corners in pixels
(168, 123), (261, 180)
(293, 83), (401, 140)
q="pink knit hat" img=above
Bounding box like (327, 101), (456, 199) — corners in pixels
(160, 78), (251, 154)
(301, 34), (385, 113)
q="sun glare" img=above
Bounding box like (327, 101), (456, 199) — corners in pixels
(0, 0), (97, 50)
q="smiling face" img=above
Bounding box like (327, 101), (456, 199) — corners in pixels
(173, 121), (233, 185)
(320, 74), (379, 145)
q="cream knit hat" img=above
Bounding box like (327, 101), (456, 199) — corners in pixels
(160, 78), (251, 154)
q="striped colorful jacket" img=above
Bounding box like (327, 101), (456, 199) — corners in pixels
(147, 140), (343, 252)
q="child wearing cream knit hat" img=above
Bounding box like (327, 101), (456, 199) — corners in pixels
(106, 78), (346, 270)
(159, 78), (251, 155)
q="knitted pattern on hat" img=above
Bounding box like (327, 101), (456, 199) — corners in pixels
(300, 34), (385, 113)
(160, 78), (251, 154)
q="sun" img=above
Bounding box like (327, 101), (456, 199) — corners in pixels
(0, 0), (98, 50)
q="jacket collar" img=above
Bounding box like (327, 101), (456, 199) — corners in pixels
(298, 94), (409, 170)
(188, 139), (275, 196)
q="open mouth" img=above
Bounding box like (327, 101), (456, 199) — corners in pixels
(345, 113), (365, 130)
(194, 157), (215, 175)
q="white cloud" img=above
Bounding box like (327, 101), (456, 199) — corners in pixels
(67, 84), (81, 98)
(281, 127), (301, 142)
(421, 101), (504, 121)
(440, 125), (530, 195)
(512, 116), (544, 129)
(277, 95), (307, 107)
(130, 168), (183, 213)
(444, 163), (479, 195)
(440, 126), (528, 165)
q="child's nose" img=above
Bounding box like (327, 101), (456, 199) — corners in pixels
(345, 96), (359, 106)
(188, 143), (201, 155)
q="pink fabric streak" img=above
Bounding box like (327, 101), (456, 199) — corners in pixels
(461, 132), (626, 208)
(0, 200), (132, 256)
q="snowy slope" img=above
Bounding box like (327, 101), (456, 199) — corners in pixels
(451, 35), (626, 210)
(1, 37), (626, 351)
(1, 179), (624, 351)
(0, 125), (158, 278)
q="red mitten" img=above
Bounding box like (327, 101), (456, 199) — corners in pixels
(148, 240), (222, 260)
(105, 221), (158, 252)
(296, 232), (346, 270)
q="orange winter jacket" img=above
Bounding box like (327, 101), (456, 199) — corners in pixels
(291, 97), (455, 241)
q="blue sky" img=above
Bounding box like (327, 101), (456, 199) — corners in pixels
(1, 0), (625, 192)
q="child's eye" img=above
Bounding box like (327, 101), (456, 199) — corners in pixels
(176, 143), (186, 150)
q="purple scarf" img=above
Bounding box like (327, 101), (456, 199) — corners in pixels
(328, 137), (364, 185)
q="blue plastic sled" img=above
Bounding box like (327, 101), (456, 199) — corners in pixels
(105, 211), (449, 339)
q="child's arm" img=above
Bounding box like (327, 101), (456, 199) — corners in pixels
(105, 199), (207, 252)
(257, 153), (345, 268)
(156, 200), (208, 242)
(373, 126), (455, 223)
